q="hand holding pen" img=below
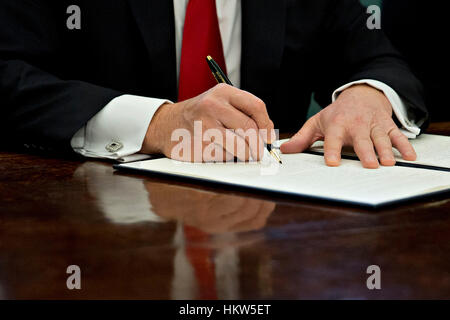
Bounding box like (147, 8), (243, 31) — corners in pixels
(141, 61), (276, 163)
(206, 55), (282, 164)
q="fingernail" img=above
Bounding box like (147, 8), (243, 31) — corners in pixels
(367, 159), (379, 168)
(326, 155), (340, 166)
(328, 155), (338, 162)
(381, 158), (396, 166)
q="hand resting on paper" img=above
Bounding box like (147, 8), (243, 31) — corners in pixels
(281, 84), (417, 169)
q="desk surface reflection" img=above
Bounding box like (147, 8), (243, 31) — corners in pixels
(1, 123), (450, 299)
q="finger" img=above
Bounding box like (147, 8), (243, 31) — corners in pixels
(224, 149), (235, 162)
(218, 106), (265, 161)
(201, 143), (234, 163)
(223, 129), (252, 162)
(235, 126), (265, 161)
(225, 87), (274, 140)
(389, 128), (417, 161)
(203, 125), (252, 162)
(218, 103), (257, 130)
(371, 127), (396, 166)
(323, 126), (345, 167)
(352, 134), (379, 169)
(280, 117), (320, 154)
(257, 126), (277, 150)
(218, 148), (235, 163)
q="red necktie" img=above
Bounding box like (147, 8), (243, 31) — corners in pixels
(184, 225), (218, 299)
(178, 0), (227, 101)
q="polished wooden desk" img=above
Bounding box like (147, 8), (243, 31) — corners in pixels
(1, 123), (449, 300)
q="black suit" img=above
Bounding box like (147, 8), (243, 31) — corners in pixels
(0, 0), (427, 153)
(383, 0), (449, 122)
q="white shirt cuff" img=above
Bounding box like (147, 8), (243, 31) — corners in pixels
(332, 79), (422, 139)
(71, 94), (171, 162)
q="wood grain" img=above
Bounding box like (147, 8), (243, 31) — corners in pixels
(0, 123), (449, 299)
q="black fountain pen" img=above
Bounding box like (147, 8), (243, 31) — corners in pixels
(206, 55), (282, 164)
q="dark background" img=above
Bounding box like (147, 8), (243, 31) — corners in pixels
(309, 0), (449, 123)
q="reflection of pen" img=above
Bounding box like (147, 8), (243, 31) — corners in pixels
(206, 55), (282, 164)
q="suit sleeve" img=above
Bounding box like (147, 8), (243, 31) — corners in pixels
(0, 0), (122, 152)
(313, 0), (428, 130)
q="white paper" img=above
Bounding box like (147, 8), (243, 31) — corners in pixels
(308, 134), (450, 169)
(117, 151), (450, 207)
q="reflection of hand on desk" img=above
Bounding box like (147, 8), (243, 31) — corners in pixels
(145, 181), (275, 235)
(73, 162), (276, 235)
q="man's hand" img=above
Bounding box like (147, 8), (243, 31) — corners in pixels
(141, 84), (275, 162)
(281, 84), (417, 169)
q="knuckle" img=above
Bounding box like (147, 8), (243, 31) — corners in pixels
(382, 118), (397, 129)
(370, 126), (385, 139)
(330, 113), (346, 126)
(389, 129), (406, 141)
(243, 117), (258, 132)
(214, 83), (229, 93)
(349, 122), (368, 134)
(258, 118), (271, 130)
(328, 131), (345, 141)
(198, 96), (217, 110)
(254, 97), (266, 110)
(305, 116), (317, 127)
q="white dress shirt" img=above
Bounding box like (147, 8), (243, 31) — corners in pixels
(71, 0), (422, 162)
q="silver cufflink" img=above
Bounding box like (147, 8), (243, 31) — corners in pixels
(106, 140), (124, 153)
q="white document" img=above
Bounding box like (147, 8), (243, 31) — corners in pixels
(116, 150), (450, 207)
(307, 134), (450, 169)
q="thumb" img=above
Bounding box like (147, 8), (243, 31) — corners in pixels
(281, 116), (321, 154)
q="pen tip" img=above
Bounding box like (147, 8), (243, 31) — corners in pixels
(207, 55), (212, 61)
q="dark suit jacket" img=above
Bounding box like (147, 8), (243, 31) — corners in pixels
(0, 0), (427, 153)
(383, 0), (449, 122)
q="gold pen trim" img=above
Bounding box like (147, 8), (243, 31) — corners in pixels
(210, 72), (221, 83)
(215, 72), (226, 83)
(269, 150), (282, 164)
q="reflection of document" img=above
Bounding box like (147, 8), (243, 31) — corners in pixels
(115, 150), (450, 207)
(309, 134), (450, 170)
